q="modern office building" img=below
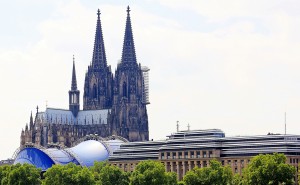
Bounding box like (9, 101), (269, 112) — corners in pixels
(109, 129), (300, 181)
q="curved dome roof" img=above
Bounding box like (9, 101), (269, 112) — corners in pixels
(14, 139), (111, 171)
(67, 140), (109, 167)
(14, 148), (55, 171)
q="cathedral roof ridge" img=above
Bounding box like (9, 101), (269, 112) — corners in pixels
(46, 107), (70, 111)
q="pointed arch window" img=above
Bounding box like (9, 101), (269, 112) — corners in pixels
(93, 84), (97, 99)
(123, 82), (127, 97)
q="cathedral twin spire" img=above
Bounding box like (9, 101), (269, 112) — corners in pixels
(90, 6), (137, 70)
(92, 9), (107, 69)
(78, 6), (139, 111)
(121, 6), (137, 64)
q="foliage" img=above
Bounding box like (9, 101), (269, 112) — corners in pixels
(243, 153), (296, 185)
(177, 181), (185, 185)
(0, 165), (11, 185)
(231, 174), (244, 185)
(1, 163), (41, 185)
(2, 153), (297, 185)
(90, 161), (109, 182)
(42, 163), (95, 185)
(165, 172), (178, 185)
(299, 163), (300, 185)
(183, 159), (233, 185)
(130, 160), (177, 185)
(97, 165), (130, 185)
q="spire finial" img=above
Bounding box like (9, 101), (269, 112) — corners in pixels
(36, 105), (39, 113)
(97, 9), (100, 18)
(127, 6), (130, 14)
(73, 54), (75, 63)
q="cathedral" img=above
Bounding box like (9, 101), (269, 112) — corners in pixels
(20, 7), (150, 148)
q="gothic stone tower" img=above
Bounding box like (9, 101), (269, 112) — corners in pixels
(83, 9), (113, 110)
(111, 7), (149, 141)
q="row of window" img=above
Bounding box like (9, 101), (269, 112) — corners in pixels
(221, 159), (250, 166)
(290, 158), (299, 164)
(160, 150), (214, 160)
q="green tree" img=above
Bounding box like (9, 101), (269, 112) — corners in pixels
(42, 163), (95, 185)
(165, 172), (178, 185)
(1, 163), (41, 185)
(231, 174), (244, 185)
(90, 161), (109, 182)
(243, 153), (296, 185)
(130, 160), (178, 185)
(183, 159), (233, 185)
(0, 165), (11, 185)
(299, 163), (300, 185)
(97, 165), (129, 185)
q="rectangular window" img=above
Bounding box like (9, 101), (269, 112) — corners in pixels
(172, 152), (176, 159)
(196, 151), (200, 158)
(184, 152), (188, 159)
(228, 160), (231, 165)
(203, 151), (207, 158)
(161, 153), (164, 160)
(178, 152), (182, 159)
(222, 160), (224, 166)
(191, 151), (194, 158)
(234, 160), (237, 166)
(167, 152), (170, 159)
(209, 151), (213, 158)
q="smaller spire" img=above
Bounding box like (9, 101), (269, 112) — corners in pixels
(71, 55), (78, 90)
(30, 111), (33, 125)
(36, 106), (39, 114)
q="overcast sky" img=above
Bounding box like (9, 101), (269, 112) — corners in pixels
(1, 0), (300, 159)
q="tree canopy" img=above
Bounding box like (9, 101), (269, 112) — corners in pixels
(243, 153), (296, 185)
(91, 162), (130, 185)
(43, 163), (95, 185)
(4, 153), (297, 185)
(183, 159), (233, 185)
(0, 163), (41, 185)
(131, 160), (177, 185)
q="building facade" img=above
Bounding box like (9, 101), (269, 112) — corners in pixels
(20, 7), (149, 148)
(109, 129), (300, 182)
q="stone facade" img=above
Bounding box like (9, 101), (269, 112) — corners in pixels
(20, 7), (149, 148)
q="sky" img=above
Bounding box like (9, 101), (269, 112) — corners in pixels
(0, 0), (300, 159)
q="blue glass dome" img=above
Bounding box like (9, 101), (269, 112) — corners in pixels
(14, 139), (115, 171)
